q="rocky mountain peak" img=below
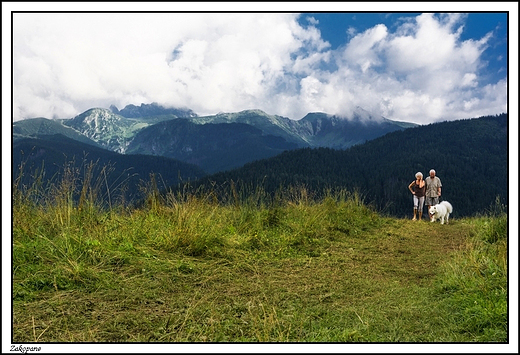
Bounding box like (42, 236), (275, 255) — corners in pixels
(112, 102), (198, 118)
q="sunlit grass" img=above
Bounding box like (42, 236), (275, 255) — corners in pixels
(12, 161), (508, 342)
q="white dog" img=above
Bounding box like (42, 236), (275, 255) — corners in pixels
(429, 201), (453, 224)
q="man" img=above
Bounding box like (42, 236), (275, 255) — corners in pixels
(425, 169), (442, 221)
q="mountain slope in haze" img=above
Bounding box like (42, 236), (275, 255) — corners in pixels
(188, 109), (310, 147)
(13, 134), (206, 202)
(13, 117), (101, 147)
(188, 107), (417, 150)
(298, 108), (417, 148)
(181, 113), (507, 217)
(126, 118), (299, 173)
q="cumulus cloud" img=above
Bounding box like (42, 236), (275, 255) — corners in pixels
(12, 12), (507, 124)
(342, 24), (387, 73)
(292, 13), (506, 123)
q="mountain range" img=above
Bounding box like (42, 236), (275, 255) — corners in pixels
(14, 103), (416, 173)
(12, 103), (507, 216)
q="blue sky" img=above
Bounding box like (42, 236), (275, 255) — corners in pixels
(300, 12), (508, 88)
(4, 4), (515, 125)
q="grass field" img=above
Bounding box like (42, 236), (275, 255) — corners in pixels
(11, 167), (508, 344)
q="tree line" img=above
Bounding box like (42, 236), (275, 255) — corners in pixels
(177, 113), (508, 218)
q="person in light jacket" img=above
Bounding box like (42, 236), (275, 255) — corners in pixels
(425, 169), (442, 221)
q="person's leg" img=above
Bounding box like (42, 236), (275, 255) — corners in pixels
(413, 195), (418, 220)
(425, 197), (433, 221)
(418, 197), (424, 220)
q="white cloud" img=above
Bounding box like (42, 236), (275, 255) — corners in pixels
(461, 73), (478, 88)
(306, 16), (319, 26)
(310, 13), (506, 124)
(12, 12), (507, 124)
(386, 14), (462, 73)
(342, 24), (387, 73)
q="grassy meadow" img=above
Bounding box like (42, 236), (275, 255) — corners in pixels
(11, 164), (508, 343)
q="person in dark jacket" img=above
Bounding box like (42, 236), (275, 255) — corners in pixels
(408, 171), (426, 220)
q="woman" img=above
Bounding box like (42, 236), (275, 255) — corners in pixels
(408, 172), (426, 220)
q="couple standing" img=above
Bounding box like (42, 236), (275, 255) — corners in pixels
(408, 169), (442, 221)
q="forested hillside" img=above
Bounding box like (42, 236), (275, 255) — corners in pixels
(13, 134), (206, 203)
(180, 114), (508, 217)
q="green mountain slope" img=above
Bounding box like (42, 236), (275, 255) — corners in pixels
(62, 108), (178, 153)
(188, 109), (310, 147)
(62, 108), (152, 153)
(126, 118), (299, 173)
(298, 110), (417, 148)
(13, 117), (100, 147)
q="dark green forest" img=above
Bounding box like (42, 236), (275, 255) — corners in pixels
(178, 114), (508, 218)
(13, 134), (206, 203)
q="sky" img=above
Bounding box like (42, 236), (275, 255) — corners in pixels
(4, 3), (516, 125)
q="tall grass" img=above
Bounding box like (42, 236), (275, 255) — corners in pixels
(433, 199), (508, 342)
(12, 160), (508, 343)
